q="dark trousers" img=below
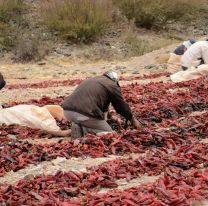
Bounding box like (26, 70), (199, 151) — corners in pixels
(64, 110), (113, 136)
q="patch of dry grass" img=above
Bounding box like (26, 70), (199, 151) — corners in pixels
(114, 0), (202, 29)
(0, 0), (24, 50)
(124, 33), (175, 57)
(40, 0), (113, 43)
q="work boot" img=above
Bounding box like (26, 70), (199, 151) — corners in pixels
(71, 123), (83, 139)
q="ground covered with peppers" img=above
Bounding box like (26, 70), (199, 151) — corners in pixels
(0, 72), (208, 206)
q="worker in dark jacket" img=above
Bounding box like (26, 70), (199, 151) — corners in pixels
(61, 71), (141, 137)
(0, 73), (6, 90)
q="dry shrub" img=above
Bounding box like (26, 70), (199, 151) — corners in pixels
(114, 0), (201, 29)
(0, 0), (24, 23)
(14, 37), (49, 63)
(125, 34), (174, 57)
(125, 35), (152, 56)
(0, 0), (24, 50)
(41, 0), (113, 43)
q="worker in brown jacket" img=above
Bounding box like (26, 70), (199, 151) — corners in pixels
(0, 73), (6, 90)
(61, 71), (141, 138)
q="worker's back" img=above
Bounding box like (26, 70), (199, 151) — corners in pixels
(61, 76), (117, 120)
(181, 41), (208, 68)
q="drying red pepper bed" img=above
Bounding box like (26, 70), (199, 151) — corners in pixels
(0, 74), (208, 205)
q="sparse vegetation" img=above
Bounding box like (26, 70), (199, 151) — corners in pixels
(0, 0), (206, 62)
(125, 34), (174, 57)
(41, 0), (113, 43)
(0, 0), (24, 50)
(125, 35), (152, 56)
(114, 0), (201, 29)
(14, 37), (49, 63)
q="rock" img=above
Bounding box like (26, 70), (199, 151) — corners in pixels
(105, 42), (111, 46)
(145, 64), (157, 70)
(24, 174), (35, 180)
(118, 66), (127, 71)
(132, 69), (139, 74)
(64, 43), (70, 46)
(55, 49), (72, 57)
(7, 135), (17, 140)
(37, 61), (46, 66)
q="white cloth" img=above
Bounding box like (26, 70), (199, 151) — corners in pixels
(0, 105), (61, 132)
(183, 40), (193, 49)
(181, 41), (208, 68)
(170, 64), (208, 82)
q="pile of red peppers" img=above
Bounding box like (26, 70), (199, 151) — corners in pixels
(0, 74), (208, 205)
(6, 79), (82, 90)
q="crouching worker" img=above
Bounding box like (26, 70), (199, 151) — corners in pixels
(61, 71), (141, 138)
(0, 72), (6, 90)
(181, 40), (208, 70)
(174, 39), (196, 56)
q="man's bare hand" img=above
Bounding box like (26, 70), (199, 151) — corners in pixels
(131, 116), (142, 130)
(111, 115), (123, 128)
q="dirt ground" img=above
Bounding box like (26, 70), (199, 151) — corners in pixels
(0, 43), (179, 104)
(2, 42), (208, 205)
(0, 43), (181, 187)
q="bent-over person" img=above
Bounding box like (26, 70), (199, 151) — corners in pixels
(61, 71), (141, 138)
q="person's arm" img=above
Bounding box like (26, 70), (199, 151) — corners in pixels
(130, 116), (142, 129)
(44, 129), (71, 137)
(202, 45), (208, 64)
(109, 83), (141, 129)
(109, 83), (132, 120)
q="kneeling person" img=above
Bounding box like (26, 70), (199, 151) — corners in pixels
(61, 71), (140, 138)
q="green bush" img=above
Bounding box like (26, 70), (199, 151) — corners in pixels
(114, 0), (200, 29)
(41, 0), (113, 43)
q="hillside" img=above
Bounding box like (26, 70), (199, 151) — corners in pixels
(0, 0), (207, 64)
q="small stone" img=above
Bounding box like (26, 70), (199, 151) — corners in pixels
(37, 62), (46, 66)
(7, 134), (17, 140)
(24, 174), (35, 180)
(145, 64), (156, 70)
(132, 69), (139, 74)
(81, 137), (90, 144)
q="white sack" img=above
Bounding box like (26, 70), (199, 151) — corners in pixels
(170, 64), (208, 83)
(0, 105), (61, 132)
